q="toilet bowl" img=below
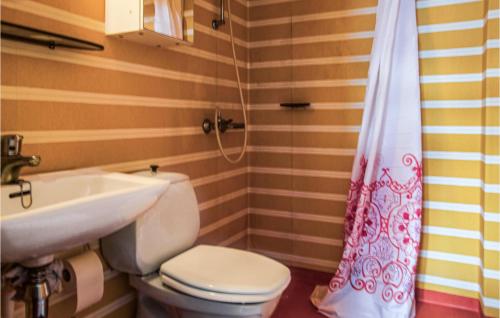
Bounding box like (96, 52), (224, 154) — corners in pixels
(101, 171), (290, 318)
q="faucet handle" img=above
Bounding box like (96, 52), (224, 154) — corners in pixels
(1, 134), (23, 156)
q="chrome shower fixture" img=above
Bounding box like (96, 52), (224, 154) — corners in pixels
(202, 111), (245, 135)
(212, 0), (225, 29)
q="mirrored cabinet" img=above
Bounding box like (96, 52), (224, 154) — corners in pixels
(105, 0), (194, 47)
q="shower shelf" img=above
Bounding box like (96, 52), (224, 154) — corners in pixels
(1, 21), (104, 51)
(280, 102), (311, 108)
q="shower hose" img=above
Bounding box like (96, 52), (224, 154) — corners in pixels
(215, 0), (248, 164)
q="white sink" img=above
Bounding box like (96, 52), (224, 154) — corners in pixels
(1, 169), (169, 265)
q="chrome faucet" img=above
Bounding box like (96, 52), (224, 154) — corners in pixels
(1, 135), (41, 185)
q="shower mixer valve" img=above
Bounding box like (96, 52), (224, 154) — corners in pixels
(202, 113), (245, 134)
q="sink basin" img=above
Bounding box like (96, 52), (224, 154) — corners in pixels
(1, 169), (169, 265)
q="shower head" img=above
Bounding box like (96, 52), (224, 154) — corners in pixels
(212, 0), (225, 29)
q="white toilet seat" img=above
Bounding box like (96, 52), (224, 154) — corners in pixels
(160, 272), (288, 303)
(159, 245), (291, 303)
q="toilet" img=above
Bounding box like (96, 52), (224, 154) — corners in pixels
(101, 171), (291, 318)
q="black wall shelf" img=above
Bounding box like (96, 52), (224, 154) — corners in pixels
(1, 21), (104, 51)
(280, 102), (311, 108)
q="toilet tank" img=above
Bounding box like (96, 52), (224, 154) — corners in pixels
(101, 171), (200, 275)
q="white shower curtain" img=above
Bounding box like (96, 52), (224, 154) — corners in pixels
(310, 1), (422, 317)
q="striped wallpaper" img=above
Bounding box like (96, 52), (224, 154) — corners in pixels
(247, 0), (500, 317)
(1, 0), (499, 317)
(1, 0), (250, 317)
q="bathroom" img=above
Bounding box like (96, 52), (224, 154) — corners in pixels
(0, 0), (498, 317)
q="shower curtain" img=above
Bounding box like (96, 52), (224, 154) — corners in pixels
(310, 1), (422, 317)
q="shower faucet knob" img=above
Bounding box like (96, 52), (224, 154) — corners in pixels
(202, 119), (214, 134)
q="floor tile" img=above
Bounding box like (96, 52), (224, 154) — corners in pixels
(272, 267), (481, 318)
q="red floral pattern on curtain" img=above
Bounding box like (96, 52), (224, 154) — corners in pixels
(329, 154), (423, 304)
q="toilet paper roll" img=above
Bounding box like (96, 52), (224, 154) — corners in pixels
(63, 250), (104, 313)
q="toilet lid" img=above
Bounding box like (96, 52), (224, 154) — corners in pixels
(160, 245), (290, 296)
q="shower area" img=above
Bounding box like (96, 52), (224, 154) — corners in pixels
(245, 1), (499, 317)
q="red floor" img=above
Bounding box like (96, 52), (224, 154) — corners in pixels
(272, 267), (482, 318)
